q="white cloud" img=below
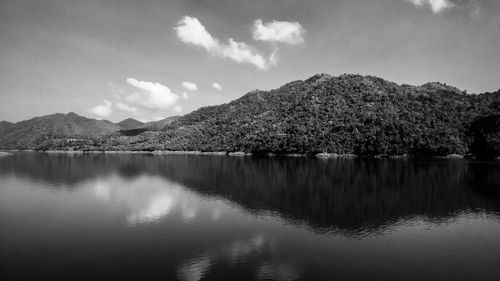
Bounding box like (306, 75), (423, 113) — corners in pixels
(175, 16), (276, 70)
(174, 106), (183, 113)
(116, 102), (137, 114)
(125, 77), (180, 110)
(175, 16), (218, 51)
(405, 0), (454, 13)
(221, 39), (274, 69)
(252, 19), (305, 44)
(212, 82), (222, 90)
(182, 81), (198, 91)
(182, 92), (189, 100)
(89, 99), (112, 119)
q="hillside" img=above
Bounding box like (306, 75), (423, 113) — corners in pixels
(120, 74), (499, 156)
(141, 116), (180, 131)
(0, 121), (13, 136)
(117, 118), (144, 130)
(5, 74), (500, 157)
(0, 112), (121, 149)
(117, 116), (181, 137)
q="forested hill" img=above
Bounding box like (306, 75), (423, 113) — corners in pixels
(0, 113), (121, 149)
(3, 74), (500, 157)
(124, 74), (499, 157)
(141, 116), (180, 131)
(116, 118), (144, 130)
(0, 121), (13, 136)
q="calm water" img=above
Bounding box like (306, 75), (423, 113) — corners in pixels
(0, 152), (499, 281)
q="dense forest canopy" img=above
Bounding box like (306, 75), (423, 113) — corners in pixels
(1, 74), (499, 158)
(117, 74), (500, 157)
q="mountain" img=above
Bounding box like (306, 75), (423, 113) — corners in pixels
(117, 118), (144, 130)
(0, 112), (121, 149)
(117, 116), (180, 137)
(140, 116), (180, 131)
(120, 74), (499, 157)
(0, 121), (13, 136)
(5, 74), (500, 157)
(469, 114), (500, 157)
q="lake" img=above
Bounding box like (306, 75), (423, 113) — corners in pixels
(0, 152), (499, 281)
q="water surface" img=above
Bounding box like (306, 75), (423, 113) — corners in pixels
(0, 152), (499, 281)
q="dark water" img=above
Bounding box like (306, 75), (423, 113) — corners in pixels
(0, 152), (499, 281)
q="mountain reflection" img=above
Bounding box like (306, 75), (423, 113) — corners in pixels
(0, 152), (498, 233)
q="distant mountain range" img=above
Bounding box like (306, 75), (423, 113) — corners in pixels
(0, 112), (171, 149)
(0, 112), (119, 149)
(1, 74), (499, 157)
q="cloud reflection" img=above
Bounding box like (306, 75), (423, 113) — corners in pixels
(127, 193), (174, 224)
(93, 181), (110, 201)
(90, 176), (202, 225)
(177, 235), (300, 281)
(177, 255), (212, 281)
(181, 201), (197, 221)
(224, 235), (265, 263)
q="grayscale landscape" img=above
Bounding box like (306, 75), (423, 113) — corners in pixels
(1, 1), (499, 281)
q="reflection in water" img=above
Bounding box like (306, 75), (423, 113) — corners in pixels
(93, 181), (111, 201)
(1, 152), (498, 233)
(181, 201), (198, 221)
(128, 192), (174, 224)
(175, 235), (299, 281)
(90, 176), (200, 224)
(225, 235), (265, 263)
(258, 263), (300, 281)
(177, 255), (212, 281)
(0, 152), (499, 281)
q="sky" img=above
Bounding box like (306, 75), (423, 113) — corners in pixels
(0, 0), (499, 123)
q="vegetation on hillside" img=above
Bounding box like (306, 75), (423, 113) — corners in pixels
(116, 118), (144, 130)
(107, 74), (500, 156)
(0, 113), (121, 149)
(1, 74), (499, 157)
(469, 114), (500, 158)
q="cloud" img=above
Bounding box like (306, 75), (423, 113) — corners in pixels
(89, 99), (112, 119)
(175, 16), (276, 70)
(182, 81), (198, 91)
(212, 82), (222, 90)
(175, 16), (218, 51)
(174, 106), (183, 113)
(222, 39), (277, 69)
(182, 92), (189, 100)
(252, 19), (305, 44)
(125, 78), (180, 110)
(405, 0), (455, 13)
(116, 102), (137, 114)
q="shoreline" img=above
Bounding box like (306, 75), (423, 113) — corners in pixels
(1, 149), (354, 157)
(1, 149), (495, 159)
